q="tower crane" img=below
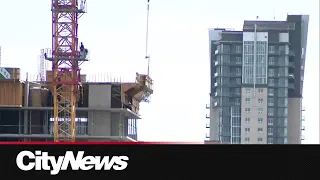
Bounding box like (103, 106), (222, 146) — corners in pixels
(45, 0), (88, 142)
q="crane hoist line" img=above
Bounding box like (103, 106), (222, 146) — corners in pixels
(44, 0), (88, 142)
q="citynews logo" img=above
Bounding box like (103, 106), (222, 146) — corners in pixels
(16, 150), (129, 175)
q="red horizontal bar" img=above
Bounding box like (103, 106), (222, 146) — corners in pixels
(52, 82), (80, 85)
(0, 142), (204, 145)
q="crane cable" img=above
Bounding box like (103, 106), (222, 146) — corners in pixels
(145, 0), (150, 75)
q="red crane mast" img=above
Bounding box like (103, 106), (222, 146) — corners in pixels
(45, 0), (88, 142)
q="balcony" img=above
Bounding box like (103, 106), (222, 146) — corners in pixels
(301, 116), (305, 121)
(213, 102), (218, 107)
(231, 92), (241, 97)
(302, 106), (305, 111)
(206, 123), (210, 128)
(301, 135), (305, 140)
(206, 114), (210, 118)
(205, 133), (210, 139)
(214, 92), (218, 97)
(206, 104), (210, 109)
(268, 132), (273, 136)
(269, 50), (295, 56)
(214, 50), (219, 54)
(214, 72), (218, 77)
(214, 82), (218, 87)
(301, 126), (305, 131)
(268, 102), (274, 106)
(214, 61), (219, 66)
(228, 73), (241, 77)
(288, 74), (295, 79)
(289, 62), (295, 68)
(288, 51), (295, 56)
(288, 83), (295, 89)
(288, 50), (295, 56)
(268, 62), (275, 66)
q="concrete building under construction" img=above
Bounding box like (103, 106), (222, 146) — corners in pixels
(0, 67), (153, 142)
(0, 0), (155, 142)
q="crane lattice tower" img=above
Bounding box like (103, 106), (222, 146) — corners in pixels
(47, 0), (88, 142)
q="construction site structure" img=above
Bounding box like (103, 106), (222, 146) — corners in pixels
(0, 68), (153, 142)
(0, 0), (154, 142)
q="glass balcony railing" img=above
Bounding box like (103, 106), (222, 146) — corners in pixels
(206, 123), (210, 128)
(205, 133), (210, 139)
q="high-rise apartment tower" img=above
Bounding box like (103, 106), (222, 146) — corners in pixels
(207, 14), (309, 144)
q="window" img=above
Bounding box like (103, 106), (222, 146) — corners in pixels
(261, 44), (266, 53)
(268, 98), (274, 106)
(258, 88), (263, 94)
(236, 78), (241, 84)
(244, 56), (249, 64)
(245, 128), (250, 133)
(268, 118), (274, 126)
(235, 88), (241, 95)
(279, 46), (285, 53)
(258, 98), (263, 104)
(236, 68), (241, 76)
(244, 45), (248, 53)
(245, 118), (250, 124)
(268, 69), (274, 77)
(236, 46), (242, 53)
(258, 118), (263, 124)
(246, 88), (251, 94)
(268, 88), (274, 96)
(268, 79), (274, 86)
(269, 46), (275, 53)
(236, 57), (242, 64)
(245, 108), (250, 114)
(245, 137), (250, 143)
(245, 98), (250, 104)
(269, 57), (275, 65)
(235, 98), (240, 105)
(268, 128), (273, 135)
(258, 138), (263, 143)
(258, 128), (263, 133)
(223, 45), (231, 53)
(258, 108), (263, 114)
(268, 108), (274, 116)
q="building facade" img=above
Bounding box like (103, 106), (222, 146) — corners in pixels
(207, 15), (309, 144)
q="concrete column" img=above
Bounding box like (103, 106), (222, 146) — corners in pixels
(111, 113), (121, 136)
(43, 111), (48, 134)
(87, 84), (112, 136)
(23, 74), (29, 141)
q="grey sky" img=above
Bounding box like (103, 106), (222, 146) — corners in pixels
(0, 0), (318, 143)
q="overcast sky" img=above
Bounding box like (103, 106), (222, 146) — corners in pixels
(0, 0), (318, 143)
